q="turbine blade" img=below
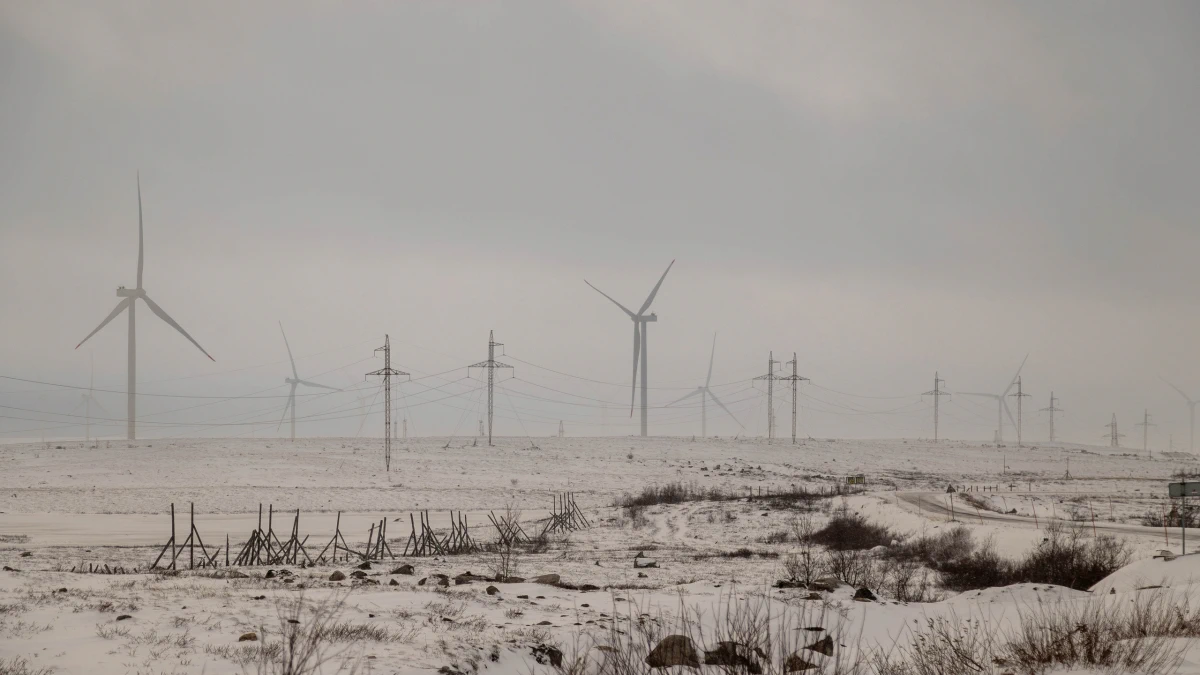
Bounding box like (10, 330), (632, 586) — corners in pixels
(141, 293), (215, 361)
(585, 281), (636, 317)
(1161, 376), (1195, 404)
(297, 380), (341, 391)
(630, 323), (640, 416)
(1003, 354), (1029, 395)
(706, 332), (717, 387)
(637, 259), (675, 316)
(708, 390), (745, 429)
(959, 392), (1000, 399)
(1003, 398), (1017, 427)
(666, 388), (702, 407)
(279, 322), (298, 379)
(76, 298), (132, 349)
(136, 172), (144, 289)
(90, 397), (111, 417)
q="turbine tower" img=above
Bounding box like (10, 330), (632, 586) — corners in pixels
(73, 353), (108, 443)
(665, 333), (744, 437)
(277, 322), (340, 442)
(961, 354), (1028, 444)
(76, 175), (214, 440)
(586, 260), (674, 437)
(1162, 378), (1198, 453)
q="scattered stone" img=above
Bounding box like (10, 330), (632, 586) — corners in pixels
(287, 619), (300, 624)
(498, 576), (525, 583)
(283, 578), (294, 584)
(581, 603), (590, 608)
(805, 635), (833, 657)
(2, 566), (19, 572)
(536, 596), (545, 599)
(116, 615), (132, 621)
(532, 574), (561, 585)
(252, 595), (267, 600)
(264, 570), (276, 579)
(530, 645), (563, 667)
(486, 586), (500, 596)
(579, 584), (600, 592)
(536, 620), (553, 626)
(389, 579), (400, 586)
(357, 561), (372, 570)
(418, 577), (428, 586)
(634, 558), (658, 569)
(329, 571), (346, 582)
(18, 552), (31, 558)
(704, 642), (763, 674)
(517, 595), (529, 599)
(239, 632), (258, 642)
(638, 572), (648, 578)
(853, 587), (876, 602)
(645, 635), (700, 669)
(350, 570), (368, 580)
(392, 564), (415, 575)
(784, 653), (819, 672)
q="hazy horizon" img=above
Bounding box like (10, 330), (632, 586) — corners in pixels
(3, 1), (1199, 445)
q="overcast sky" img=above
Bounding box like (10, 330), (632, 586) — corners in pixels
(2, 1), (1199, 445)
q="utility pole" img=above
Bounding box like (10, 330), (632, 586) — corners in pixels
(923, 372), (950, 442)
(1040, 392), (1063, 443)
(1009, 376), (1030, 448)
(779, 353), (809, 445)
(558, 420), (565, 438)
(469, 330), (513, 446)
(753, 352), (783, 441)
(402, 418), (407, 440)
(478, 420), (484, 438)
(366, 335), (409, 472)
(1135, 409), (1156, 459)
(1104, 414), (1124, 448)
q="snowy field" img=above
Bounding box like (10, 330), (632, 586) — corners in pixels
(4, 436), (1200, 674)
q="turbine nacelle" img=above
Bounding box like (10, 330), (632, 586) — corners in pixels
(116, 288), (145, 298)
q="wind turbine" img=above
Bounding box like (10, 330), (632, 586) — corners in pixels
(960, 354), (1028, 444)
(277, 322), (340, 442)
(71, 353), (109, 443)
(586, 260), (674, 437)
(1162, 377), (1198, 453)
(76, 175), (214, 440)
(666, 333), (744, 437)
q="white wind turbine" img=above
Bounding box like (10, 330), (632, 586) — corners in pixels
(71, 353), (109, 443)
(1162, 377), (1199, 453)
(277, 322), (341, 442)
(666, 333), (743, 437)
(586, 260), (674, 437)
(76, 176), (214, 440)
(961, 354), (1028, 444)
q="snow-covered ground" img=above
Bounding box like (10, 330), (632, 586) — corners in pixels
(3, 436), (1200, 674)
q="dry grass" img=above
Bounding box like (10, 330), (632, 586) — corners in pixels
(0, 656), (54, 675)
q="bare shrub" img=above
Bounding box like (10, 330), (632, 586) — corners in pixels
(810, 511), (894, 551)
(0, 657), (55, 675)
(884, 525), (974, 567)
(253, 593), (360, 675)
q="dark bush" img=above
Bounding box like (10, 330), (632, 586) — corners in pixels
(809, 511), (895, 551)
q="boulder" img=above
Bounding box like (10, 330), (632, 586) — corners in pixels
(704, 642), (763, 674)
(784, 653), (819, 672)
(804, 635), (833, 657)
(329, 571), (346, 582)
(350, 570), (368, 579)
(389, 579), (400, 586)
(392, 564), (415, 575)
(264, 570), (276, 579)
(486, 585), (500, 596)
(532, 574), (561, 585)
(634, 559), (658, 569)
(239, 632), (258, 642)
(579, 584), (600, 592)
(498, 576), (525, 583)
(116, 614), (132, 621)
(530, 645), (564, 668)
(357, 561), (372, 570)
(645, 635), (700, 669)
(853, 587), (876, 602)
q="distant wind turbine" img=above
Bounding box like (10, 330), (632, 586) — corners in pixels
(1162, 377), (1198, 453)
(666, 333), (743, 437)
(72, 353), (109, 443)
(586, 260), (674, 437)
(76, 175), (214, 440)
(960, 354), (1028, 444)
(277, 322), (340, 442)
